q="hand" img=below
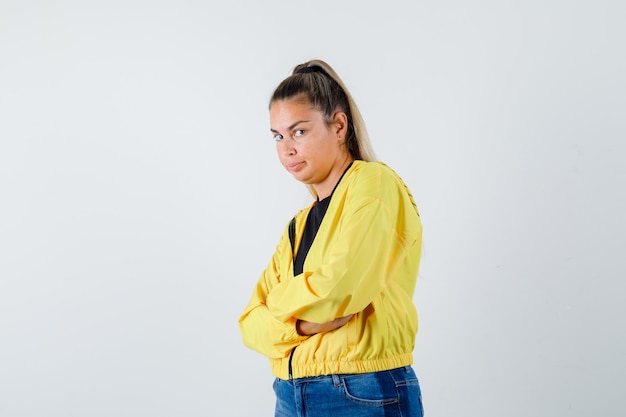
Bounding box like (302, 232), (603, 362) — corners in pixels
(296, 314), (354, 336)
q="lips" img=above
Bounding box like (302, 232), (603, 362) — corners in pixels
(287, 162), (304, 172)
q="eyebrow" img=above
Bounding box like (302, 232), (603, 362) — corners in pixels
(270, 120), (310, 134)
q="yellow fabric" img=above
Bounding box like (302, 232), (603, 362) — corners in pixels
(238, 161), (422, 380)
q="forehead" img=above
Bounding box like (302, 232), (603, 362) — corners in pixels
(270, 97), (323, 127)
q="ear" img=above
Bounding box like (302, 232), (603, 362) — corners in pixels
(331, 111), (348, 140)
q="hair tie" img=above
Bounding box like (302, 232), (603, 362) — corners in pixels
(296, 66), (324, 74)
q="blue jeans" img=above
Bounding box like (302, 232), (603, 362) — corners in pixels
(273, 366), (424, 417)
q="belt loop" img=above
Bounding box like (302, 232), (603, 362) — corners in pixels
(331, 374), (340, 387)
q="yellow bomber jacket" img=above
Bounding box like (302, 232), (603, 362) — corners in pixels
(238, 161), (422, 380)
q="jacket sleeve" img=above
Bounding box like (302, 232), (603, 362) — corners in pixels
(238, 228), (307, 359)
(265, 168), (420, 324)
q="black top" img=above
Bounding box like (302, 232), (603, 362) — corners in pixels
(293, 196), (331, 275)
(293, 162), (353, 276)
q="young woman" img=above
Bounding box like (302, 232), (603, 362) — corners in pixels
(238, 59), (424, 417)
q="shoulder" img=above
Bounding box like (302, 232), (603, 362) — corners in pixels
(345, 160), (404, 190)
(345, 161), (418, 212)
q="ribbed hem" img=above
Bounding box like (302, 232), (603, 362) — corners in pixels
(270, 352), (414, 380)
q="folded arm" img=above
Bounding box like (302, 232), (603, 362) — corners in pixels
(266, 195), (406, 324)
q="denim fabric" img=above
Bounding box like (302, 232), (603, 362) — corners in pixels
(273, 366), (423, 417)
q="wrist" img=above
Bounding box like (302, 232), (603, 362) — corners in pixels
(295, 319), (304, 336)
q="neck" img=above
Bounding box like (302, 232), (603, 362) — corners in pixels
(314, 156), (354, 200)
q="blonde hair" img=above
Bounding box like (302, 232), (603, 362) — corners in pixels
(270, 59), (377, 162)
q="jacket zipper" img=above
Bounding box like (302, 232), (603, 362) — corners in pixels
(288, 347), (296, 380)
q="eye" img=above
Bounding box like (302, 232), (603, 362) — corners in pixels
(293, 129), (305, 138)
(273, 133), (283, 142)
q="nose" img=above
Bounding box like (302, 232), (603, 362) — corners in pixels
(279, 137), (296, 155)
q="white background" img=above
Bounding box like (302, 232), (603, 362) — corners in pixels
(1, 1), (624, 416)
